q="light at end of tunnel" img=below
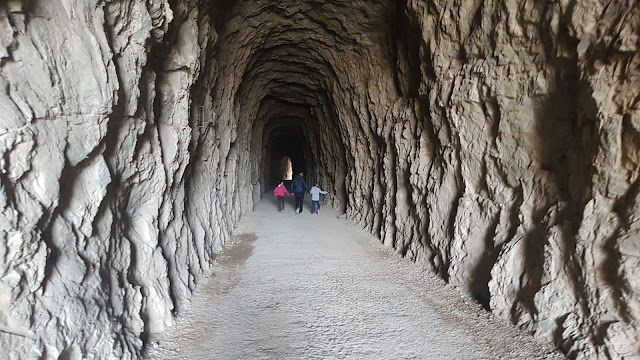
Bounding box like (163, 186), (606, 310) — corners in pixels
(281, 157), (293, 181)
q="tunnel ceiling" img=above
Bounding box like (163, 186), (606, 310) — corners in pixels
(203, 0), (397, 198)
(1, 1), (639, 359)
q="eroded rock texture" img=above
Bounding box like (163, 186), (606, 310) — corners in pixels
(1, 1), (214, 358)
(0, 0), (638, 359)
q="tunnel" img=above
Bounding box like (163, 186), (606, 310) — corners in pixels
(0, 0), (639, 359)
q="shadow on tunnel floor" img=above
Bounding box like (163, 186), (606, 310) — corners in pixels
(264, 193), (319, 214)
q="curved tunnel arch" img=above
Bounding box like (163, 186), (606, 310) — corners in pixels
(216, 13), (356, 210)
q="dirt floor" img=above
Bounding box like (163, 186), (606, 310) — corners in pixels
(146, 196), (565, 360)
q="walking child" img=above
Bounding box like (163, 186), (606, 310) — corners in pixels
(309, 183), (328, 215)
(273, 181), (289, 213)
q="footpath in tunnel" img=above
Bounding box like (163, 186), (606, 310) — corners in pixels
(147, 198), (564, 360)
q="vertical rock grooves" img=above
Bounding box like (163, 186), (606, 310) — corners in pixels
(0, 0), (638, 359)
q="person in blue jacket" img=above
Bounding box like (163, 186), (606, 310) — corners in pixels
(290, 171), (311, 214)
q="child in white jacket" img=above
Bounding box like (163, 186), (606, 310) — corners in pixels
(309, 183), (328, 215)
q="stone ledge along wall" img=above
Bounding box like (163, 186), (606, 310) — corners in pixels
(0, 0), (638, 359)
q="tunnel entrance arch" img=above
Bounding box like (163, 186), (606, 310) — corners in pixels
(263, 112), (313, 188)
(280, 157), (293, 181)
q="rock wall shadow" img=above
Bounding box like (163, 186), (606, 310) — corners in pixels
(532, 63), (602, 350)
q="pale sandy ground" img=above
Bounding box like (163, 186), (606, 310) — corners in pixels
(146, 197), (565, 360)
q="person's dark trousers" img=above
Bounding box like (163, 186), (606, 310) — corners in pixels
(277, 196), (285, 211)
(312, 200), (320, 214)
(294, 192), (305, 212)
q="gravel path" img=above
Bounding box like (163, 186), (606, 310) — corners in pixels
(147, 197), (565, 360)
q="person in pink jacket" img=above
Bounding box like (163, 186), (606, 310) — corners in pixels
(273, 181), (290, 213)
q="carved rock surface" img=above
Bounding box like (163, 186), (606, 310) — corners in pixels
(0, 0), (638, 359)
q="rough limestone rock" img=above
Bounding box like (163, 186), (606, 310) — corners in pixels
(1, 0), (638, 359)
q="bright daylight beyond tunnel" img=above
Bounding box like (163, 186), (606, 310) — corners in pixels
(0, 0), (639, 359)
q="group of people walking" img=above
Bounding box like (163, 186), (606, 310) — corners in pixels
(273, 171), (328, 214)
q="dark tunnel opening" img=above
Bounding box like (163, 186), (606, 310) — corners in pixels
(267, 126), (310, 187)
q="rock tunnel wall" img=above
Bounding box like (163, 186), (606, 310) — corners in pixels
(0, 1), (224, 358)
(1, 0), (639, 359)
